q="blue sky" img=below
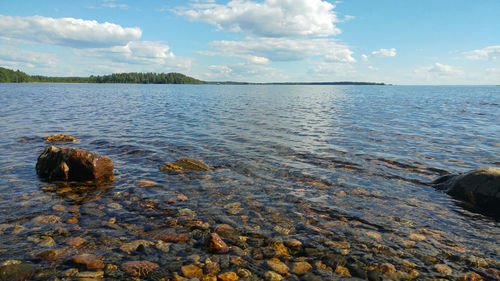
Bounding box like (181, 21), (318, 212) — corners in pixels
(0, 0), (499, 84)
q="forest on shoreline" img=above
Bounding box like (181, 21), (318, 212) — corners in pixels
(0, 66), (385, 85)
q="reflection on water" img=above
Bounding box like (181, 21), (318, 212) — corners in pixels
(0, 84), (499, 280)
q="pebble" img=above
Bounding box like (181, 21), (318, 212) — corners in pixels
(76, 271), (104, 278)
(121, 260), (159, 278)
(39, 237), (56, 247)
(378, 263), (396, 274)
(72, 254), (105, 270)
(215, 224), (237, 238)
(286, 238), (302, 248)
(291, 261), (312, 275)
(272, 242), (289, 257)
(138, 180), (157, 187)
(120, 240), (154, 254)
(181, 264), (203, 278)
(52, 204), (66, 211)
(457, 271), (483, 281)
(62, 268), (78, 277)
(218, 271), (239, 281)
(202, 274), (218, 281)
(434, 264), (452, 275)
(32, 215), (61, 225)
(208, 233), (229, 253)
(107, 203), (122, 209)
(237, 268), (251, 278)
(325, 240), (350, 249)
(366, 231), (382, 241)
(335, 266), (351, 277)
(66, 237), (87, 247)
(156, 240), (171, 252)
(204, 260), (221, 275)
(266, 258), (289, 274)
(409, 233), (426, 242)
(467, 255), (488, 267)
(66, 217), (79, 224)
(264, 271), (283, 281)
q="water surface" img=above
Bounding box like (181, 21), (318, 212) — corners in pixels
(0, 84), (499, 280)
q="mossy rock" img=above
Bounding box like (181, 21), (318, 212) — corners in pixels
(160, 159), (210, 172)
(43, 134), (79, 143)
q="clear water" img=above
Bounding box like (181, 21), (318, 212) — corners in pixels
(0, 84), (499, 280)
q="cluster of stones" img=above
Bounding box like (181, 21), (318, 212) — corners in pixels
(10, 134), (497, 280)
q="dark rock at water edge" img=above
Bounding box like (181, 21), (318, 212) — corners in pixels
(36, 146), (114, 183)
(433, 167), (500, 219)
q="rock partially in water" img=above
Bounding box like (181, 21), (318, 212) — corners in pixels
(161, 158), (210, 172)
(36, 146), (114, 183)
(433, 168), (500, 218)
(43, 134), (79, 143)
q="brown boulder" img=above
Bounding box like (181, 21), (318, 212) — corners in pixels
(36, 146), (114, 183)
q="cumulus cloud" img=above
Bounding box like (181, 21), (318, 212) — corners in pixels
(0, 14), (141, 48)
(178, 0), (341, 37)
(202, 62), (283, 81)
(415, 63), (463, 75)
(209, 37), (355, 64)
(371, 48), (396, 57)
(464, 46), (500, 60)
(74, 41), (191, 69)
(0, 44), (57, 67)
(361, 54), (368, 62)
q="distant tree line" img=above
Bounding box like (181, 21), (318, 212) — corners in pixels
(1, 66), (385, 85)
(0, 67), (203, 84)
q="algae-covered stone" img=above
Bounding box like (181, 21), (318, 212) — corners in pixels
(161, 158), (210, 172)
(43, 134), (79, 143)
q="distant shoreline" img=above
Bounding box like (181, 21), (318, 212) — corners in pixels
(0, 66), (385, 86)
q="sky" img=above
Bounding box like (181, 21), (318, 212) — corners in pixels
(0, 0), (499, 85)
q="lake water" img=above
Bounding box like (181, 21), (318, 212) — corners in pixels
(0, 83), (499, 280)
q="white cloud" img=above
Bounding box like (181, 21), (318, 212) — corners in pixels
(464, 46), (500, 60)
(101, 0), (129, 9)
(178, 0), (341, 37)
(0, 44), (58, 68)
(209, 37), (355, 64)
(371, 48), (396, 57)
(0, 14), (141, 48)
(74, 41), (192, 70)
(415, 63), (463, 76)
(361, 54), (368, 62)
(202, 62), (283, 81)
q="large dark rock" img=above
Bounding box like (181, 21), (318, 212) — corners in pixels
(36, 146), (114, 183)
(433, 168), (500, 218)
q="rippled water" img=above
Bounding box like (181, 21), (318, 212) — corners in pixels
(0, 83), (499, 280)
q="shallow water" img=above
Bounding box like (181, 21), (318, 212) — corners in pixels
(0, 84), (499, 280)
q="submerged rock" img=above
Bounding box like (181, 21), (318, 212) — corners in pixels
(433, 168), (500, 218)
(43, 134), (79, 143)
(160, 158), (210, 172)
(0, 263), (38, 281)
(36, 146), (114, 183)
